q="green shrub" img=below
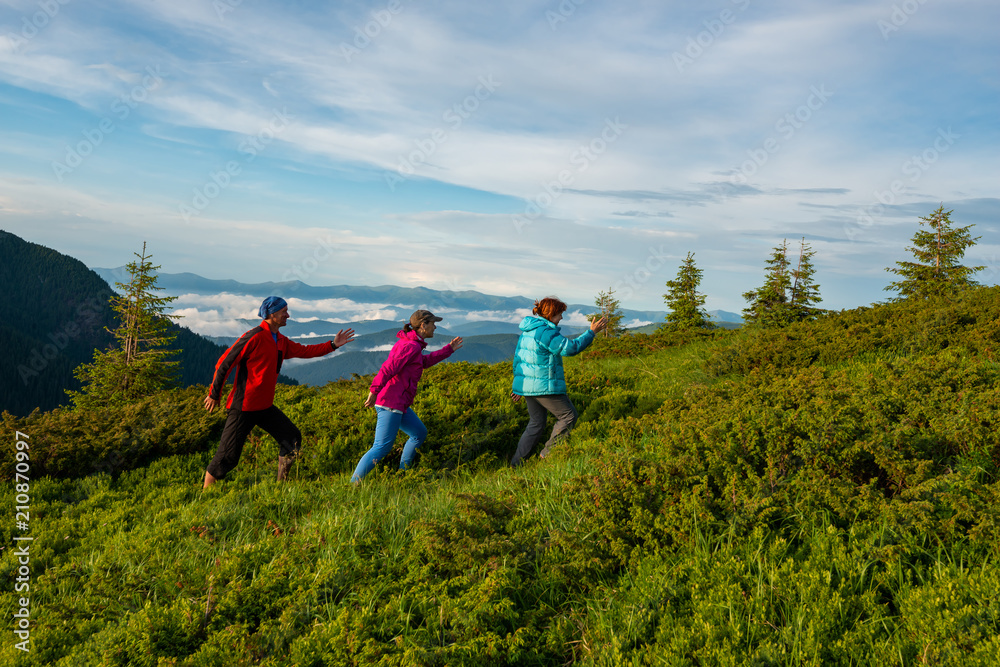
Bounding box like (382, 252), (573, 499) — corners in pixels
(7, 288), (1000, 664)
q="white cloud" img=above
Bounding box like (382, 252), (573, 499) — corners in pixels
(561, 310), (592, 327)
(464, 308), (533, 323)
(0, 0), (996, 314)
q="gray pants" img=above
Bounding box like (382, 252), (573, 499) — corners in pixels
(510, 394), (578, 467)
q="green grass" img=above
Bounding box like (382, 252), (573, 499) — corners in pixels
(6, 293), (1000, 664)
(8, 431), (999, 665)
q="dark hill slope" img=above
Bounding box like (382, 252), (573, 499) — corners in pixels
(1, 230), (117, 415)
(0, 231), (243, 416)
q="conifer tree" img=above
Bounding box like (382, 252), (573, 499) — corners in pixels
(789, 237), (823, 321)
(68, 243), (180, 410)
(743, 239), (823, 327)
(587, 286), (627, 337)
(885, 205), (984, 300)
(743, 240), (793, 328)
(663, 252), (713, 330)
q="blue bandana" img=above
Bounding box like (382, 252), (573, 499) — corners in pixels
(258, 296), (287, 318)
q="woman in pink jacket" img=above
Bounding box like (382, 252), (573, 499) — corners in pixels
(351, 310), (463, 483)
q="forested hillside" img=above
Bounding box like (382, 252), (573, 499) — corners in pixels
(0, 231), (261, 416)
(3, 288), (1000, 664)
(1, 230), (116, 416)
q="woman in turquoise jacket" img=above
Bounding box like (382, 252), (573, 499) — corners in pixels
(510, 297), (607, 466)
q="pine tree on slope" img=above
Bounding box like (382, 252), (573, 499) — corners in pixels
(663, 252), (713, 330)
(885, 205), (984, 300)
(588, 287), (627, 337)
(789, 237), (823, 321)
(743, 240), (793, 328)
(68, 243), (180, 410)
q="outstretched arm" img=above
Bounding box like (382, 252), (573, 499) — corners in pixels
(422, 337), (462, 368)
(540, 326), (597, 357)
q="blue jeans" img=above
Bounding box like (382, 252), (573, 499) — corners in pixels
(351, 407), (428, 482)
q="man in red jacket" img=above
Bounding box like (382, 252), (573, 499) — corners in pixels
(203, 296), (356, 488)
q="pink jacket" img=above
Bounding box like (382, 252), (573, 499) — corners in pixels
(369, 330), (454, 411)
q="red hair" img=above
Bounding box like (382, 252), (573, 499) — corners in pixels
(533, 297), (567, 321)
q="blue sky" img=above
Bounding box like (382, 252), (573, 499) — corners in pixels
(1, 0), (998, 313)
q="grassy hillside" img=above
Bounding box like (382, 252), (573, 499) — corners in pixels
(3, 289), (1000, 664)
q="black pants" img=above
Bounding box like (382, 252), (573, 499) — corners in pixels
(206, 406), (301, 480)
(510, 394), (578, 467)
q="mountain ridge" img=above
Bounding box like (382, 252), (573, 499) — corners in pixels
(92, 267), (744, 331)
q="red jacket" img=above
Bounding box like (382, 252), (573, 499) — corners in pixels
(369, 330), (453, 412)
(210, 320), (334, 411)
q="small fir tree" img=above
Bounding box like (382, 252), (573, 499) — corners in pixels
(743, 240), (793, 328)
(885, 205), (984, 300)
(743, 238), (823, 327)
(587, 286), (627, 337)
(68, 243), (180, 410)
(789, 237), (823, 321)
(663, 252), (713, 330)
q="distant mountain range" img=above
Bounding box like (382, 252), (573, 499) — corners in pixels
(205, 318), (530, 345)
(281, 331), (520, 386)
(708, 309), (744, 324)
(92, 267), (743, 335)
(80, 268), (744, 388)
(90, 270), (616, 321)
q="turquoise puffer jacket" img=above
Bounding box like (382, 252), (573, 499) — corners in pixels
(512, 316), (596, 396)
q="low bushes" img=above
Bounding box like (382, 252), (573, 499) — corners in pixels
(6, 288), (1000, 663)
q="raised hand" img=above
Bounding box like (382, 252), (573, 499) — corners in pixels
(334, 328), (357, 348)
(590, 316), (608, 333)
(450, 336), (464, 351)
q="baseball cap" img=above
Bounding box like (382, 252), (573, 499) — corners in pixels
(409, 310), (443, 329)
